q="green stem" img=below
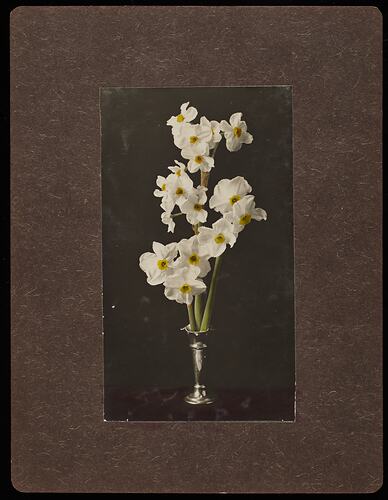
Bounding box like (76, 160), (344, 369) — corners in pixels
(200, 254), (223, 331)
(194, 294), (203, 331)
(189, 140), (220, 330)
(187, 303), (196, 332)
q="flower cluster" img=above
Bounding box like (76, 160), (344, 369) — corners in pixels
(139, 102), (266, 330)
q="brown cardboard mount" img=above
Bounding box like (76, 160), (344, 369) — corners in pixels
(11, 6), (382, 493)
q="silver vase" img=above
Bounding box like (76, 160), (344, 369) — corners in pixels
(182, 325), (215, 405)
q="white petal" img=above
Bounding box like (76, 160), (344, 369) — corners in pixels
(190, 279), (207, 292)
(230, 176), (252, 196)
(214, 178), (234, 196)
(152, 241), (165, 257)
(228, 232), (237, 247)
(174, 160), (186, 169)
(220, 120), (233, 133)
(213, 217), (234, 233)
(213, 242), (226, 257)
(198, 226), (213, 241)
(202, 156), (215, 172)
(174, 135), (187, 149)
(180, 102), (189, 113)
(252, 207), (267, 221)
(242, 132), (253, 144)
(197, 209), (208, 223)
(161, 197), (175, 213)
(164, 242), (178, 259)
(186, 159), (200, 173)
(198, 258), (211, 278)
(239, 121), (248, 133)
(230, 112), (242, 127)
(179, 176), (194, 192)
(184, 212), (196, 225)
(153, 189), (164, 198)
(181, 148), (194, 160)
(147, 271), (165, 286)
(164, 273), (183, 288)
(226, 136), (242, 152)
(200, 116), (210, 127)
(167, 115), (177, 126)
(164, 286), (180, 301)
(177, 237), (194, 257)
(183, 292), (193, 305)
(184, 107), (198, 122)
(139, 252), (156, 273)
(161, 212), (175, 233)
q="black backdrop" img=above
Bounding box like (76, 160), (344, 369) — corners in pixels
(101, 87), (294, 419)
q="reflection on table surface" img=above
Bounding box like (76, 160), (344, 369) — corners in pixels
(104, 386), (295, 422)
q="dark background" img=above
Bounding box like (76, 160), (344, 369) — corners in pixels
(101, 87), (294, 420)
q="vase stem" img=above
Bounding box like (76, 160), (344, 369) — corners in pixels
(185, 333), (215, 405)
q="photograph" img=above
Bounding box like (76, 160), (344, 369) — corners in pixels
(101, 87), (295, 421)
(10, 5), (382, 493)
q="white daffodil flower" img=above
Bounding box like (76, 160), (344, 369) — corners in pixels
(153, 174), (175, 213)
(225, 195), (267, 234)
(164, 265), (206, 305)
(209, 176), (252, 214)
(181, 142), (215, 173)
(154, 163), (190, 213)
(174, 122), (212, 151)
(167, 160), (187, 177)
(159, 192), (175, 213)
(153, 175), (168, 198)
(154, 175), (175, 212)
(180, 186), (208, 225)
(220, 112), (253, 152)
(165, 170), (194, 209)
(198, 217), (237, 258)
(167, 102), (198, 132)
(175, 235), (211, 278)
(161, 211), (176, 233)
(181, 140), (211, 160)
(139, 241), (178, 285)
(200, 116), (222, 149)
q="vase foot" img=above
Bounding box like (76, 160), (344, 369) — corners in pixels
(184, 389), (215, 405)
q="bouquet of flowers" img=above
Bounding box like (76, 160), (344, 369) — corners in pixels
(139, 102), (267, 334)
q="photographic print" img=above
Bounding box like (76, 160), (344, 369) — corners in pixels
(101, 87), (294, 421)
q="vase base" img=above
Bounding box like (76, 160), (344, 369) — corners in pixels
(184, 393), (215, 405)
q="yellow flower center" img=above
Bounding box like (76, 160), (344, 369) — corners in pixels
(157, 259), (168, 270)
(239, 214), (252, 225)
(180, 283), (192, 293)
(233, 127), (242, 138)
(189, 136), (198, 144)
(161, 183), (166, 191)
(193, 203), (203, 211)
(230, 194), (241, 205)
(176, 114), (185, 122)
(188, 253), (200, 265)
(194, 155), (203, 164)
(176, 187), (184, 195)
(214, 233), (225, 244)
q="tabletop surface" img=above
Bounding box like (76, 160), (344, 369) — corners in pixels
(104, 386), (295, 422)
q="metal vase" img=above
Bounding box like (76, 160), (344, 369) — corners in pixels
(182, 326), (215, 405)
